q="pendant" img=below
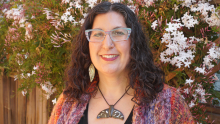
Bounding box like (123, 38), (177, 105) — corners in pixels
(97, 105), (124, 120)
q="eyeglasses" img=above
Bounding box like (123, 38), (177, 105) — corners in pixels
(85, 28), (131, 42)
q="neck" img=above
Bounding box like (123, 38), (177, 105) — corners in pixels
(97, 71), (132, 99)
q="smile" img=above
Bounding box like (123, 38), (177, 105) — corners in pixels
(101, 55), (118, 58)
(100, 55), (119, 61)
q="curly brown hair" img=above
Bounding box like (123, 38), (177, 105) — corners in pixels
(64, 2), (164, 104)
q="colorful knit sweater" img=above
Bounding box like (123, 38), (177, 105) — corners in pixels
(48, 83), (195, 124)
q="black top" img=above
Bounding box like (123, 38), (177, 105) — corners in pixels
(78, 104), (133, 124)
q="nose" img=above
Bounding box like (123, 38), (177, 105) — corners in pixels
(102, 33), (114, 50)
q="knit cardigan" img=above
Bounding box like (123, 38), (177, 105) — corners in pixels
(48, 83), (195, 124)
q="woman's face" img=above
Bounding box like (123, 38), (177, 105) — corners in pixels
(89, 11), (131, 76)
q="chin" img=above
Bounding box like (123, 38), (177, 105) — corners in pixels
(102, 69), (118, 75)
(99, 67), (120, 75)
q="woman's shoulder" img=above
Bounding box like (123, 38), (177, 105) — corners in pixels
(48, 93), (66, 124)
(157, 83), (184, 101)
(155, 83), (195, 123)
(48, 93), (90, 124)
(156, 83), (191, 114)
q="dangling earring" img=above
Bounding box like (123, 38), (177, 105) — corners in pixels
(89, 63), (95, 82)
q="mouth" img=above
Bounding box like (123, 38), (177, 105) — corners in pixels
(100, 54), (119, 61)
(101, 55), (119, 58)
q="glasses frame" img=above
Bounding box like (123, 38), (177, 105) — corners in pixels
(85, 28), (131, 42)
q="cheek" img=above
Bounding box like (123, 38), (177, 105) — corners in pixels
(124, 46), (131, 62)
(89, 43), (92, 55)
(89, 43), (99, 62)
(89, 43), (94, 59)
(122, 40), (131, 57)
(125, 41), (131, 63)
(117, 40), (131, 62)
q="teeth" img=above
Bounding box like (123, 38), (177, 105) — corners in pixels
(102, 55), (118, 58)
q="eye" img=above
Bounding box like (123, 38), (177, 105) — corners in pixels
(112, 29), (126, 36)
(92, 31), (104, 37)
(112, 31), (125, 35)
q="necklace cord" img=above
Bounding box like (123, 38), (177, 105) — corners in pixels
(97, 84), (131, 106)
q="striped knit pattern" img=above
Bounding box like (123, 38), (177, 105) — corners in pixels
(48, 84), (195, 124)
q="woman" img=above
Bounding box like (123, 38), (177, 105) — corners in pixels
(48, 2), (194, 124)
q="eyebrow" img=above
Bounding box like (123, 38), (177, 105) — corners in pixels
(93, 26), (125, 30)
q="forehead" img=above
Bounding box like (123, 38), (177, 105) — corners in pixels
(92, 11), (127, 30)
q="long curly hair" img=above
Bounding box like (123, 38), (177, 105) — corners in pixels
(64, 2), (164, 104)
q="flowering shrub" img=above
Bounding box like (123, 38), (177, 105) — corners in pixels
(0, 0), (220, 123)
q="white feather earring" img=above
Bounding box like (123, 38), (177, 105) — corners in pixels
(89, 63), (95, 82)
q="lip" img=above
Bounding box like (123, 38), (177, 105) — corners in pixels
(100, 54), (119, 61)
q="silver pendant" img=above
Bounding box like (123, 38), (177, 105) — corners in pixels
(97, 105), (124, 120)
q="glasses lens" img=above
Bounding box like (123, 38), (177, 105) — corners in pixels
(111, 28), (129, 41)
(88, 30), (105, 42)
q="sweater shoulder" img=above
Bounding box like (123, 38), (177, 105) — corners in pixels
(156, 83), (177, 100)
(156, 84), (194, 124)
(48, 93), (65, 124)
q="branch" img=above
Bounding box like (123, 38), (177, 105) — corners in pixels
(206, 62), (220, 77)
